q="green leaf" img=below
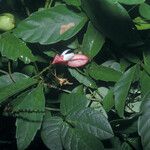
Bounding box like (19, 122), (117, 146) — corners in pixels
(0, 72), (29, 88)
(0, 77), (37, 104)
(140, 71), (150, 97)
(88, 62), (122, 82)
(81, 0), (142, 47)
(64, 0), (81, 6)
(102, 89), (115, 112)
(61, 122), (104, 150)
(134, 17), (150, 30)
(67, 107), (114, 140)
(138, 92), (150, 150)
(14, 85), (45, 150)
(60, 93), (88, 116)
(118, 0), (145, 5)
(82, 22), (105, 59)
(14, 5), (87, 45)
(114, 65), (137, 117)
(0, 33), (35, 64)
(121, 142), (132, 150)
(41, 115), (63, 150)
(68, 68), (97, 89)
(139, 3), (150, 20)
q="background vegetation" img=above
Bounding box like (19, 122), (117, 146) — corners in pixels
(0, 0), (150, 149)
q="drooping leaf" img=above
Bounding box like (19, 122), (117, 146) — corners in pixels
(0, 72), (29, 88)
(88, 62), (122, 82)
(14, 85), (45, 150)
(14, 5), (87, 45)
(139, 3), (150, 20)
(138, 92), (150, 150)
(68, 68), (97, 89)
(82, 22), (105, 59)
(0, 33), (35, 64)
(114, 65), (137, 117)
(81, 0), (142, 47)
(67, 107), (114, 140)
(61, 122), (104, 150)
(60, 93), (88, 116)
(118, 0), (145, 5)
(41, 115), (63, 150)
(0, 77), (37, 104)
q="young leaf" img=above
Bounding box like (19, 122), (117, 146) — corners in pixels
(14, 5), (87, 45)
(67, 107), (114, 140)
(0, 33), (35, 64)
(14, 85), (45, 150)
(114, 65), (137, 117)
(68, 68), (97, 89)
(88, 62), (122, 82)
(60, 93), (88, 116)
(61, 122), (104, 150)
(41, 114), (63, 150)
(82, 22), (105, 59)
(0, 78), (37, 104)
(138, 91), (150, 150)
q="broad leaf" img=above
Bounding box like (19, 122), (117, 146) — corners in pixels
(82, 22), (105, 59)
(0, 77), (37, 104)
(140, 71), (150, 97)
(61, 122), (104, 150)
(88, 62), (122, 82)
(14, 5), (87, 44)
(60, 93), (88, 116)
(138, 92), (150, 150)
(114, 65), (137, 117)
(139, 3), (150, 20)
(118, 0), (145, 5)
(14, 86), (45, 150)
(67, 107), (114, 140)
(41, 115), (63, 150)
(81, 0), (142, 47)
(0, 33), (35, 64)
(68, 68), (97, 89)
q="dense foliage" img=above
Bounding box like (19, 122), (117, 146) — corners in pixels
(0, 0), (150, 149)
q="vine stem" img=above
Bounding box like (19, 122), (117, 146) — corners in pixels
(33, 64), (52, 78)
(47, 84), (71, 93)
(45, 0), (53, 8)
(8, 61), (15, 83)
(45, 107), (60, 111)
(0, 69), (9, 75)
(21, 0), (30, 16)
